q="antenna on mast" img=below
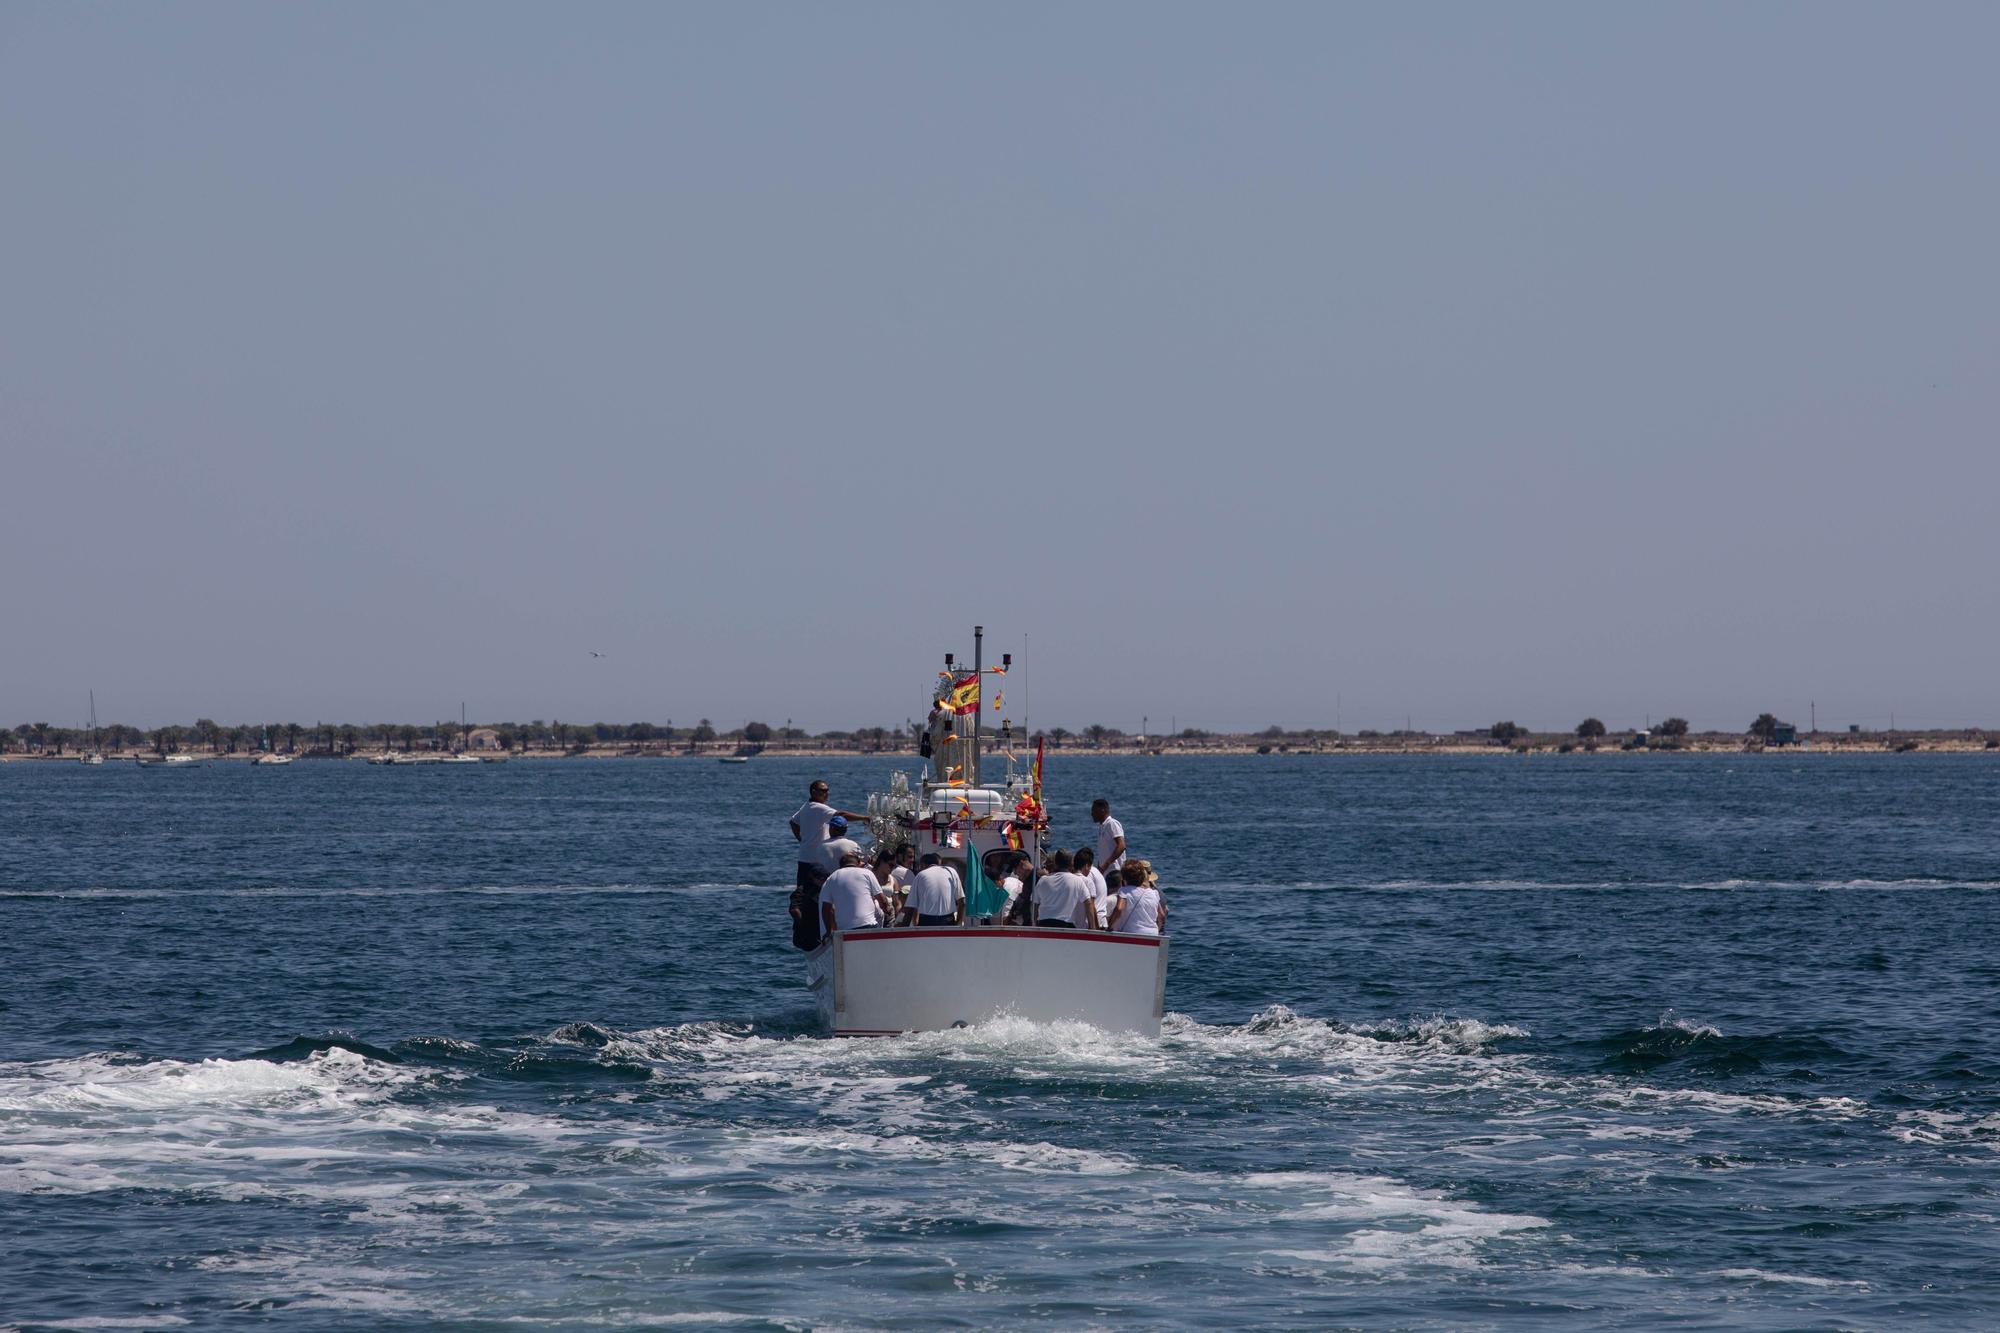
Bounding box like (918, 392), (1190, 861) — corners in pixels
(971, 626), (983, 787)
(1021, 633), (1029, 745)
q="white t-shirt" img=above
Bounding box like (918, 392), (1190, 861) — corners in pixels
(1095, 816), (1126, 871)
(890, 865), (914, 895)
(999, 875), (1024, 916)
(1082, 866), (1111, 919)
(1032, 871), (1092, 926)
(1114, 885), (1162, 935)
(821, 866), (881, 931)
(908, 864), (963, 918)
(817, 835), (863, 871)
(793, 801), (838, 863)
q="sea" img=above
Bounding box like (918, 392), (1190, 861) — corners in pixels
(3, 753), (1998, 1330)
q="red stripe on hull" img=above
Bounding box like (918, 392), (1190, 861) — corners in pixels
(837, 928), (1161, 948)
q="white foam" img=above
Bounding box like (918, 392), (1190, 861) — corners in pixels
(1711, 1268), (1867, 1289)
(1246, 1169), (1548, 1271)
(1648, 1011), (1723, 1038)
(489, 1316), (798, 1328)
(10, 1312), (193, 1320)
(0, 1047), (412, 1115)
(1887, 1107), (2000, 1145)
(0, 1047), (587, 1203)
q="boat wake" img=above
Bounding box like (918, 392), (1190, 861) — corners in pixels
(4, 1004), (1990, 1327)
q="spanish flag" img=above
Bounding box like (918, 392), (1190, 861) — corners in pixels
(943, 673), (980, 715)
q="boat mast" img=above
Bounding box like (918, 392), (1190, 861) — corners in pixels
(970, 625), (983, 788)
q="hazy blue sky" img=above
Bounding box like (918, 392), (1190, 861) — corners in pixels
(5, 3), (1995, 733)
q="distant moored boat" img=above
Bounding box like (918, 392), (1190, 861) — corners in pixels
(79, 691), (106, 764)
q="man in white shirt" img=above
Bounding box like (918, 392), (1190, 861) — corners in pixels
(901, 854), (965, 926)
(1072, 847), (1112, 929)
(1091, 800), (1126, 873)
(819, 853), (888, 934)
(1031, 850), (1099, 929)
(788, 779), (863, 952)
(994, 853), (1031, 925)
(889, 844), (918, 899)
(1110, 862), (1164, 935)
(871, 850), (901, 915)
(817, 816), (865, 872)
(791, 781), (868, 888)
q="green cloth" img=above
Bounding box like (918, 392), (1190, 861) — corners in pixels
(964, 844), (1008, 919)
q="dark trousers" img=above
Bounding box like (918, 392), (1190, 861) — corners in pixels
(1036, 919), (1075, 929)
(789, 862), (827, 951)
(916, 913), (957, 926)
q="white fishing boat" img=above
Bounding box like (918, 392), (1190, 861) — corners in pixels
(808, 922), (1167, 1037)
(137, 753), (202, 768)
(805, 627), (1168, 1037)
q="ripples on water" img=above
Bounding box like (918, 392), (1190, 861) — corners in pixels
(3, 755), (1998, 1329)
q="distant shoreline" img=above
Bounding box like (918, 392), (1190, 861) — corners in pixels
(5, 736), (1995, 762)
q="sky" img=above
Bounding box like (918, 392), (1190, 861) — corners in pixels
(4, 2), (1996, 735)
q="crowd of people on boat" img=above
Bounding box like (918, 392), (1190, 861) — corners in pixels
(787, 780), (1166, 950)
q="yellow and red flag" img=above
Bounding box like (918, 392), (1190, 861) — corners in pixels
(943, 673), (980, 715)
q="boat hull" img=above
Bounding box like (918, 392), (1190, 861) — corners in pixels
(807, 928), (1167, 1037)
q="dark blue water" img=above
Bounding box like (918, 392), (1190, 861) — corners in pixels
(4, 754), (1999, 1330)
